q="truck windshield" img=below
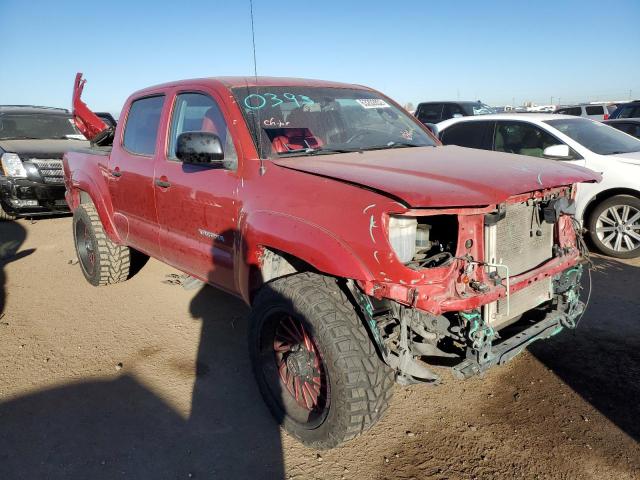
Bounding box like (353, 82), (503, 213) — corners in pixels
(0, 114), (83, 140)
(231, 86), (436, 158)
(545, 118), (640, 155)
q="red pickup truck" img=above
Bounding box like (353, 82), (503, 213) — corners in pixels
(64, 74), (598, 448)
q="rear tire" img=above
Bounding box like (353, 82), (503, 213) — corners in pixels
(72, 203), (131, 286)
(588, 195), (640, 259)
(248, 272), (394, 449)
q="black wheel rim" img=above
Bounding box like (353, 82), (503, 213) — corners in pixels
(75, 218), (96, 276)
(259, 309), (330, 428)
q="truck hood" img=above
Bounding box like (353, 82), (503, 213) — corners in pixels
(0, 138), (90, 160)
(273, 145), (600, 208)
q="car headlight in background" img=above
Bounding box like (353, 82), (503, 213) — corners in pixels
(388, 215), (417, 264)
(1, 153), (27, 178)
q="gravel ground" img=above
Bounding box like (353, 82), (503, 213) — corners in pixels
(1, 216), (639, 480)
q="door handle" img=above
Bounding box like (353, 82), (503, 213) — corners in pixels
(155, 178), (171, 188)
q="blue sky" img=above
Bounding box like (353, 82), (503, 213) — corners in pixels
(1, 0), (638, 115)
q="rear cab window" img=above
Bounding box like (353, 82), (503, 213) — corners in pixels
(440, 121), (494, 150)
(122, 96), (165, 156)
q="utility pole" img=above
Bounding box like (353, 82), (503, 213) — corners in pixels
(550, 96), (553, 105)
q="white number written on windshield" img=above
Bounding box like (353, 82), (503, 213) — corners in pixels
(243, 93), (314, 110)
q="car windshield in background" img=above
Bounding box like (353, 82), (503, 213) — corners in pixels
(0, 114), (82, 140)
(231, 86), (435, 158)
(545, 118), (640, 155)
(470, 103), (496, 115)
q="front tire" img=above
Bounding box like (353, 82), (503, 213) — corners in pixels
(0, 202), (16, 221)
(588, 195), (640, 259)
(72, 204), (131, 285)
(248, 272), (394, 449)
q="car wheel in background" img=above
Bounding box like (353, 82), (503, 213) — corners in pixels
(0, 202), (16, 221)
(588, 195), (640, 259)
(72, 203), (132, 285)
(248, 272), (394, 449)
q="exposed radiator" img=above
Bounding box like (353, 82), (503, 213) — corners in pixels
(484, 201), (554, 329)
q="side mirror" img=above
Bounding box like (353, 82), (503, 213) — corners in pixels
(543, 144), (571, 159)
(452, 113), (464, 118)
(176, 131), (224, 165)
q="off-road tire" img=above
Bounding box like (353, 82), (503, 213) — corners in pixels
(588, 195), (640, 259)
(73, 203), (131, 286)
(248, 272), (394, 449)
(0, 202), (15, 221)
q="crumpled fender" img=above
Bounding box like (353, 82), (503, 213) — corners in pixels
(236, 210), (375, 303)
(63, 154), (122, 244)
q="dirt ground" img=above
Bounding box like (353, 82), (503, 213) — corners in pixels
(1, 216), (639, 480)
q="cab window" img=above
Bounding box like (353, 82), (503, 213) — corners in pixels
(168, 92), (237, 169)
(122, 96), (165, 156)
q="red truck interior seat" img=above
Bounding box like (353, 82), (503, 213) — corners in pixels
(271, 128), (323, 153)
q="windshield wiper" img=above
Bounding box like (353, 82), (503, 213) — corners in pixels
(358, 142), (427, 152)
(0, 136), (40, 140)
(276, 146), (362, 157)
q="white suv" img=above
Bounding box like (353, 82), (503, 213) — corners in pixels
(554, 104), (616, 121)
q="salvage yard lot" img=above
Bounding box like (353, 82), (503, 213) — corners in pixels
(1, 217), (639, 479)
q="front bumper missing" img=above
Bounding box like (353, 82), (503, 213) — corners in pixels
(452, 301), (584, 380)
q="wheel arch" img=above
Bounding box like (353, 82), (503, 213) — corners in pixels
(582, 187), (640, 227)
(237, 211), (375, 305)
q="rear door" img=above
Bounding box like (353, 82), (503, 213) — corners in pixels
(108, 95), (165, 255)
(439, 121), (495, 151)
(154, 90), (241, 291)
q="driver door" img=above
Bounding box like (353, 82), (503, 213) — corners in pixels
(154, 91), (241, 292)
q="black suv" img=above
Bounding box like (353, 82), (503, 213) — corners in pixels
(608, 100), (640, 120)
(0, 106), (89, 219)
(414, 101), (495, 126)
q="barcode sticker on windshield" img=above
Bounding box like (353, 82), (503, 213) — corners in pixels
(356, 99), (390, 109)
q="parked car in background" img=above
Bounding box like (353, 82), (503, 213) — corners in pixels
(608, 100), (640, 120)
(64, 74), (597, 448)
(554, 104), (616, 121)
(414, 101), (495, 126)
(0, 105), (89, 219)
(95, 112), (117, 128)
(437, 114), (640, 258)
(603, 118), (640, 139)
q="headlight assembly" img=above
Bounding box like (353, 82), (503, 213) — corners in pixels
(1, 153), (27, 178)
(388, 215), (417, 264)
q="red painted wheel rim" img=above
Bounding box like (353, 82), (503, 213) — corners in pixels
(273, 315), (326, 412)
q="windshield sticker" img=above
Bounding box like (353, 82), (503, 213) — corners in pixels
(356, 99), (390, 109)
(243, 93), (315, 110)
(400, 128), (414, 141)
(263, 117), (290, 128)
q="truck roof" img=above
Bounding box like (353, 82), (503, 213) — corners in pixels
(132, 76), (370, 97)
(0, 105), (70, 115)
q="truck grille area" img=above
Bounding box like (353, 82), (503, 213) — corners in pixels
(30, 159), (64, 184)
(494, 201), (553, 276)
(484, 200), (554, 329)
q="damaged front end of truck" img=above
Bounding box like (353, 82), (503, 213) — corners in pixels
(350, 186), (590, 385)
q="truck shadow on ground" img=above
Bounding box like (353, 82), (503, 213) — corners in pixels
(0, 220), (35, 316)
(0, 230), (285, 479)
(529, 255), (640, 442)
